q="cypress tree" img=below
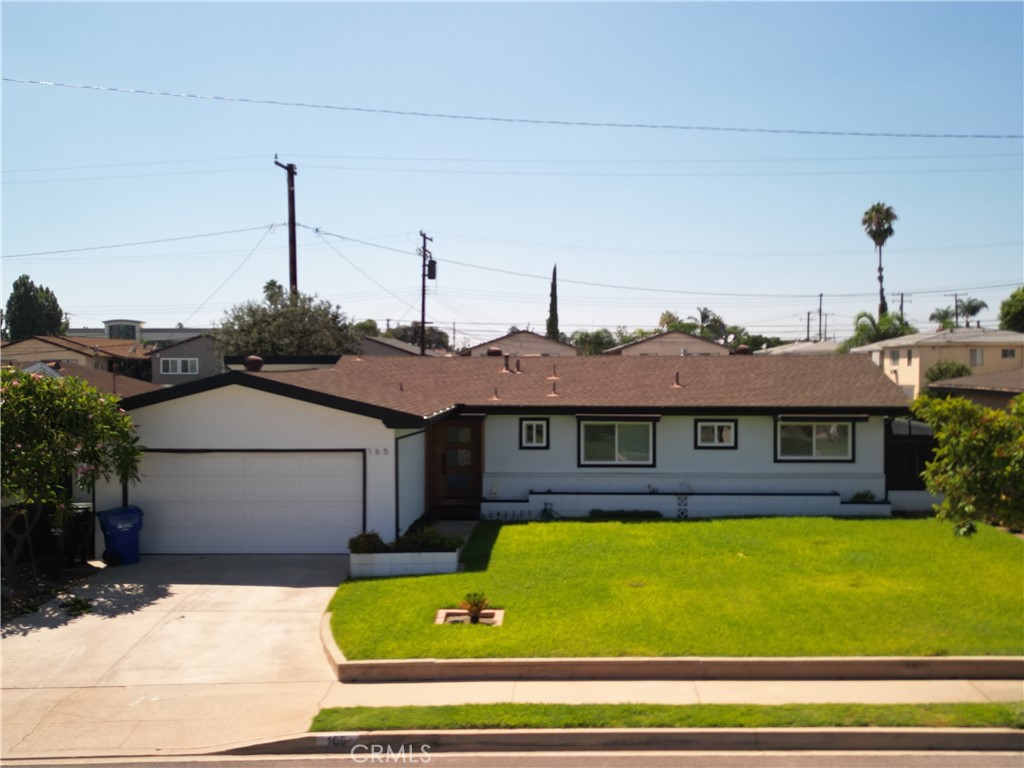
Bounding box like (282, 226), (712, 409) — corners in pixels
(546, 265), (559, 340)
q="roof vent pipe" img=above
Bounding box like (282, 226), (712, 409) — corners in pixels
(243, 355), (264, 371)
(515, 359), (522, 373)
(673, 371), (682, 388)
(502, 354), (512, 372)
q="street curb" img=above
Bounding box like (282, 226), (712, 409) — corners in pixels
(320, 620), (1024, 682)
(223, 728), (1024, 755)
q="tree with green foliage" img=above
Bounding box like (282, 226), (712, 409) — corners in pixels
(838, 311), (917, 352)
(215, 280), (360, 357)
(956, 296), (988, 326)
(911, 394), (1024, 535)
(3, 274), (67, 341)
(862, 202), (897, 317)
(998, 286), (1024, 332)
(925, 360), (973, 384)
(1, 368), (142, 529)
(569, 328), (617, 355)
(352, 318), (380, 338)
(929, 306), (955, 330)
(387, 322), (450, 351)
(546, 265), (559, 341)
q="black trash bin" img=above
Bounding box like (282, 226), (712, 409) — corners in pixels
(96, 506), (144, 565)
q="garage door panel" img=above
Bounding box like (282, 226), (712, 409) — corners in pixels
(132, 452), (364, 554)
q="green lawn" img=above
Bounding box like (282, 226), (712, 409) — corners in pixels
(311, 702), (1024, 731)
(329, 518), (1024, 660)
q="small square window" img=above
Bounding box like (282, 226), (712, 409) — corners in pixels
(695, 419), (737, 449)
(520, 418), (549, 449)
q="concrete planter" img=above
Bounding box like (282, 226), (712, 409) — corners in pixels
(350, 549), (460, 578)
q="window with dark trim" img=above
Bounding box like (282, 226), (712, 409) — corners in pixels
(579, 419), (655, 466)
(160, 357), (198, 375)
(519, 418), (549, 449)
(776, 419), (854, 462)
(695, 419), (737, 449)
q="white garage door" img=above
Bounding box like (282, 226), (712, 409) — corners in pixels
(130, 451), (364, 554)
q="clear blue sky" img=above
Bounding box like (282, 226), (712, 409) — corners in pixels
(3, 1), (1022, 347)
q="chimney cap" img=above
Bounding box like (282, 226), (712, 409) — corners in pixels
(243, 355), (264, 371)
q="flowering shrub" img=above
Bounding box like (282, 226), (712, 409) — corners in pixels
(1, 368), (142, 528)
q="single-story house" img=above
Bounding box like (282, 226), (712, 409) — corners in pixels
(360, 335), (443, 356)
(755, 339), (841, 356)
(21, 361), (161, 398)
(851, 326), (1024, 399)
(100, 355), (911, 555)
(1, 335), (153, 381)
(927, 368), (1024, 410)
(461, 330), (580, 357)
(603, 330), (729, 357)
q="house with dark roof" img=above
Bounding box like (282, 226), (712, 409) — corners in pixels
(927, 368), (1024, 410)
(21, 361), (161, 397)
(98, 355), (912, 555)
(1, 335), (153, 380)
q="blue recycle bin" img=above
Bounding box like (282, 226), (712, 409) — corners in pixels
(96, 506), (144, 565)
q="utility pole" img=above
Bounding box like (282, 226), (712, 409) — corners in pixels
(945, 292), (960, 327)
(274, 157), (298, 297)
(806, 312), (812, 341)
(817, 293), (823, 342)
(419, 230), (436, 356)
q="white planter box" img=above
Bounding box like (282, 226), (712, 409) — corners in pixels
(350, 550), (460, 578)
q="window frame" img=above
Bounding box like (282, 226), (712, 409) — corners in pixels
(519, 418), (550, 450)
(577, 417), (657, 467)
(775, 418), (856, 463)
(160, 357), (199, 375)
(1001, 348), (1017, 359)
(694, 419), (738, 450)
(969, 348), (984, 367)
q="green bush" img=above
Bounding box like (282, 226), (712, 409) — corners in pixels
(347, 531), (389, 554)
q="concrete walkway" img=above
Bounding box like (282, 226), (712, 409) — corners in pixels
(2, 554), (1021, 760)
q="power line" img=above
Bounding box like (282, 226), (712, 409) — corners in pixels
(3, 225), (284, 258)
(5, 78), (1021, 140)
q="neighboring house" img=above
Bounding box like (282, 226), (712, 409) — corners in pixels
(103, 355), (909, 555)
(462, 330), (580, 357)
(1, 335), (152, 380)
(360, 335), (440, 356)
(927, 368), (1024, 410)
(22, 360), (162, 397)
(149, 335), (222, 386)
(851, 327), (1024, 399)
(755, 340), (841, 356)
(604, 330), (729, 357)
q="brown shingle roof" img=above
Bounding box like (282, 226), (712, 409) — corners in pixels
(55, 363), (162, 397)
(248, 354), (909, 419)
(21, 336), (152, 360)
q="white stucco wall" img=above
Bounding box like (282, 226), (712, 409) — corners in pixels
(102, 385), (401, 536)
(482, 413), (888, 503)
(395, 428), (427, 538)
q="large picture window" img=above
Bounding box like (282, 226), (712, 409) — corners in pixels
(579, 420), (654, 466)
(776, 420), (853, 461)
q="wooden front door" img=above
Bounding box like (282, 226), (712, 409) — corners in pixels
(427, 419), (482, 518)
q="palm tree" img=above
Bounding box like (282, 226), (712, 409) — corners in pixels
(929, 306), (954, 330)
(862, 203), (898, 317)
(956, 296), (988, 327)
(839, 310), (917, 352)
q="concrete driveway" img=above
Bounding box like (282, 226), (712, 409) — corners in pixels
(2, 554), (347, 759)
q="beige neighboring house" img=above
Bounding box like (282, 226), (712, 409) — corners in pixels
(604, 330), (729, 357)
(1, 335), (153, 380)
(462, 330), (580, 357)
(851, 326), (1024, 398)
